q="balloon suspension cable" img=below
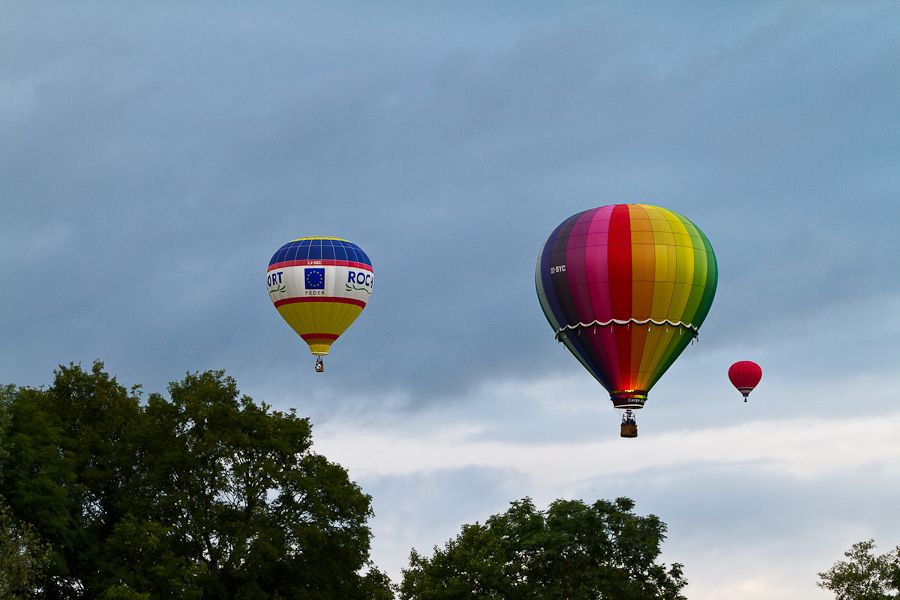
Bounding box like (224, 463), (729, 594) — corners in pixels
(315, 356), (324, 373)
(620, 409), (638, 438)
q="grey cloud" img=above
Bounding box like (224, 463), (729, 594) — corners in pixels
(2, 3), (899, 407)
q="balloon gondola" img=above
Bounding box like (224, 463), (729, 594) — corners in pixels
(266, 236), (374, 371)
(536, 204), (718, 437)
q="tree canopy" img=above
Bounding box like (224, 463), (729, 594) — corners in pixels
(1, 384), (53, 598)
(0, 362), (392, 599)
(399, 496), (686, 600)
(818, 539), (900, 599)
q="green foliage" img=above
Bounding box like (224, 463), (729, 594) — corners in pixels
(818, 539), (900, 599)
(1, 383), (53, 599)
(0, 384), (12, 464)
(0, 362), (392, 599)
(0, 502), (53, 599)
(400, 496), (686, 600)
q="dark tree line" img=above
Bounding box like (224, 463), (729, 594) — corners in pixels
(0, 363), (392, 599)
(7, 360), (895, 599)
(1, 362), (691, 599)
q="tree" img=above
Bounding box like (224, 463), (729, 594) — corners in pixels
(400, 496), (686, 600)
(818, 539), (900, 599)
(1, 384), (53, 599)
(0, 362), (393, 599)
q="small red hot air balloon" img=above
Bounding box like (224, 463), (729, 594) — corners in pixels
(728, 361), (762, 402)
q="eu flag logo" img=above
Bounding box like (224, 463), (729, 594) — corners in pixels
(304, 268), (325, 290)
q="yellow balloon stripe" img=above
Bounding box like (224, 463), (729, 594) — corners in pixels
(636, 205), (675, 381)
(289, 235), (351, 242)
(663, 209), (695, 320)
(276, 302), (364, 356)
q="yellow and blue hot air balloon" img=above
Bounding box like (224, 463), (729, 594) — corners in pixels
(266, 236), (374, 371)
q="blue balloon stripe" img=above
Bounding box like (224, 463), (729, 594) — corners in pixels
(268, 238), (373, 267)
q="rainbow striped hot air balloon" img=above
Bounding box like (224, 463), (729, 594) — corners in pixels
(535, 204), (717, 437)
(267, 236), (373, 371)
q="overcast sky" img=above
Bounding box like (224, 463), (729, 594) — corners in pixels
(3, 2), (900, 598)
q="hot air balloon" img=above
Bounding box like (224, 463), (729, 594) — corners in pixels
(535, 204), (717, 437)
(266, 236), (374, 372)
(728, 361), (761, 402)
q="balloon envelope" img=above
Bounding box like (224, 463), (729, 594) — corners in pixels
(536, 204), (717, 409)
(266, 236), (374, 357)
(728, 361), (762, 400)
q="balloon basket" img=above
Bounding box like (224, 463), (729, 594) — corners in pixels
(620, 422), (638, 438)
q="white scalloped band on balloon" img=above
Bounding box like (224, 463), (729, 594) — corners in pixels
(554, 318), (699, 341)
